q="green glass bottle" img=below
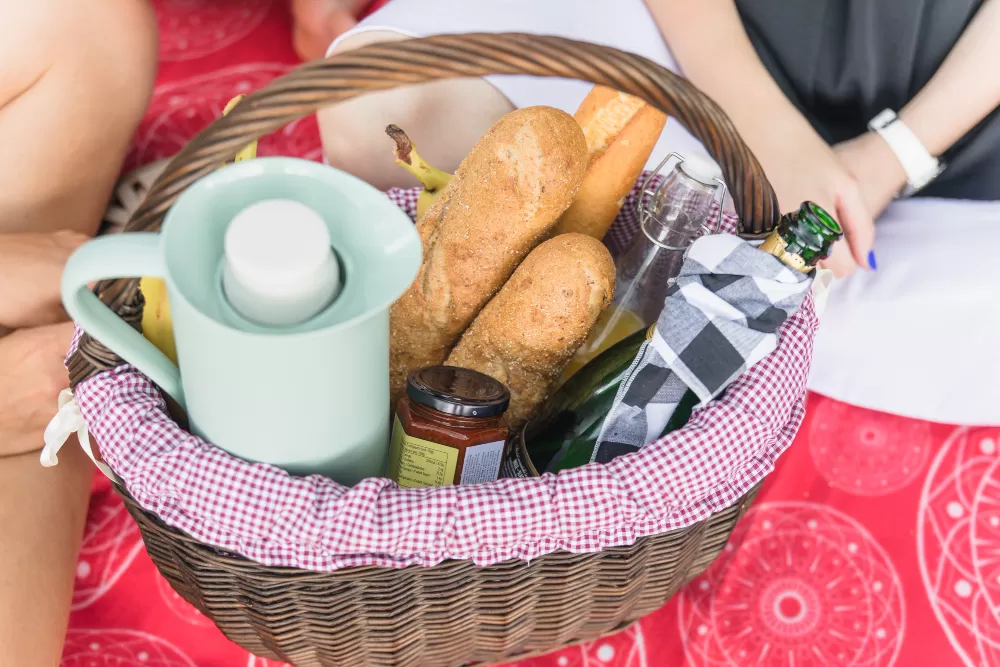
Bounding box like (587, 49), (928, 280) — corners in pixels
(759, 201), (843, 272)
(506, 201), (844, 478)
(512, 326), (699, 476)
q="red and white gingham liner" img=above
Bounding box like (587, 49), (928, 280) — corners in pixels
(68, 174), (818, 572)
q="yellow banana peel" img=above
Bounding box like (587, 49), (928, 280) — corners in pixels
(386, 124), (452, 220)
(140, 94), (259, 362)
(222, 94), (259, 164)
(139, 276), (178, 365)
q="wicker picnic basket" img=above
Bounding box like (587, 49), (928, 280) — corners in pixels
(67, 34), (785, 667)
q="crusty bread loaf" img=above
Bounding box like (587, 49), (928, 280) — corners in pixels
(551, 86), (667, 240)
(389, 106), (589, 403)
(446, 233), (615, 428)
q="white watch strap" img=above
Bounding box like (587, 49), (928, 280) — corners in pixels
(868, 109), (942, 195)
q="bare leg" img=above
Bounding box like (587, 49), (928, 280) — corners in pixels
(317, 30), (516, 191)
(0, 446), (92, 667)
(0, 0), (157, 664)
(0, 0), (158, 235)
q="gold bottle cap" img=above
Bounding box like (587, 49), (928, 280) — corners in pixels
(759, 230), (813, 273)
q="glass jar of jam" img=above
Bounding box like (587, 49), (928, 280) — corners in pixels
(387, 366), (510, 488)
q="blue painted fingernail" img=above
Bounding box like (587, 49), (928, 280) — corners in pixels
(867, 250), (877, 270)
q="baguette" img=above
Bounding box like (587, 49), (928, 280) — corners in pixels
(389, 106), (589, 403)
(446, 233), (615, 428)
(551, 86), (667, 240)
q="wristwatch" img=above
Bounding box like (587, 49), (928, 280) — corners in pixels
(868, 109), (945, 197)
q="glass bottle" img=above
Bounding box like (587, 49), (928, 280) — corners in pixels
(509, 326), (699, 477)
(512, 201), (843, 476)
(759, 201), (843, 272)
(561, 153), (724, 380)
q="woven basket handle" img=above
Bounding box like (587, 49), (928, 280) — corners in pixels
(69, 33), (780, 385)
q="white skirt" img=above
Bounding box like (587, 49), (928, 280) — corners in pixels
(333, 0), (1000, 426)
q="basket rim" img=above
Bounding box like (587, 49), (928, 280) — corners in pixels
(115, 478), (759, 574)
(69, 202), (820, 573)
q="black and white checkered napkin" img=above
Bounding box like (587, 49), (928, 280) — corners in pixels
(593, 233), (813, 463)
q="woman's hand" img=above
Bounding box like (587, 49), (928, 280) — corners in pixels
(833, 132), (908, 223)
(646, 0), (875, 278)
(750, 123), (876, 278)
(0, 322), (75, 457)
(0, 231), (87, 331)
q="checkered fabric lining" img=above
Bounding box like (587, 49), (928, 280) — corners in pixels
(69, 173), (819, 571)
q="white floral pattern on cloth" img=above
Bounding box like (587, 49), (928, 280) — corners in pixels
(155, 0), (274, 62)
(246, 658), (291, 667)
(808, 400), (934, 496)
(678, 502), (906, 667)
(61, 629), (197, 667)
(918, 427), (1000, 667)
(127, 64), (323, 172)
(508, 625), (649, 667)
(67, 177), (820, 571)
(71, 491), (145, 611)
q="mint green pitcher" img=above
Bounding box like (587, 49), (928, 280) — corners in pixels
(61, 158), (422, 485)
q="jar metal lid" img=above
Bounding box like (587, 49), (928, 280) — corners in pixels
(407, 366), (510, 418)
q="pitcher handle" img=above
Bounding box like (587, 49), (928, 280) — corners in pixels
(61, 233), (184, 408)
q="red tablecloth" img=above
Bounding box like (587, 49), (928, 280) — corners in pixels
(63, 2), (1000, 665)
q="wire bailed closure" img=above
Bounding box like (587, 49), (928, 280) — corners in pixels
(68, 32), (780, 387)
(636, 151), (730, 250)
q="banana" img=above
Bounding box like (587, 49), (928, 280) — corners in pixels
(140, 94), (259, 363)
(222, 95), (259, 164)
(386, 124), (452, 220)
(139, 276), (178, 365)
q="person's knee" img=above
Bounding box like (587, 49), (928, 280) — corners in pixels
(320, 78), (516, 190)
(317, 30), (515, 190)
(0, 0), (158, 233)
(7, 0), (158, 114)
(67, 0), (158, 121)
(318, 30), (420, 189)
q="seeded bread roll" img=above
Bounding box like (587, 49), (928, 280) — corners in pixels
(446, 233), (615, 428)
(389, 106), (589, 404)
(551, 86), (667, 240)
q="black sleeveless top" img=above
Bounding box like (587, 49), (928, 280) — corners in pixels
(736, 0), (998, 200)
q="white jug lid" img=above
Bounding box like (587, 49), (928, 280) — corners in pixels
(223, 199), (341, 327)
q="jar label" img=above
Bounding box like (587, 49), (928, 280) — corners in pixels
(387, 417), (458, 488)
(459, 440), (505, 485)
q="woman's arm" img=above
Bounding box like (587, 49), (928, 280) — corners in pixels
(835, 0), (1000, 214)
(0, 323), (77, 458)
(645, 0), (875, 276)
(645, 0), (808, 150)
(0, 232), (86, 331)
(902, 0), (1000, 156)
